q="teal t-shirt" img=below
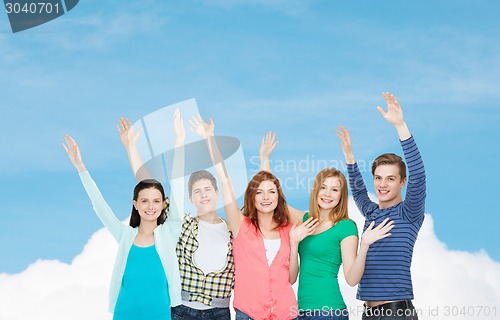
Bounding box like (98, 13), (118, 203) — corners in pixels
(298, 214), (358, 311)
(114, 244), (171, 320)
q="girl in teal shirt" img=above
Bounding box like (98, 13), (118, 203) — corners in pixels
(63, 130), (184, 319)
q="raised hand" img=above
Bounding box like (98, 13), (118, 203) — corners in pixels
(377, 92), (411, 140)
(173, 108), (185, 145)
(62, 134), (86, 173)
(360, 218), (394, 247)
(377, 92), (405, 126)
(260, 131), (278, 159)
(189, 114), (214, 139)
(336, 125), (355, 164)
(116, 117), (143, 150)
(290, 217), (319, 245)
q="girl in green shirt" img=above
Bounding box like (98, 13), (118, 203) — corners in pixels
(259, 132), (393, 320)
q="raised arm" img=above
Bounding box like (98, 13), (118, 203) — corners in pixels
(63, 134), (87, 173)
(377, 92), (411, 141)
(259, 131), (278, 172)
(63, 134), (124, 241)
(259, 131), (304, 224)
(336, 125), (355, 165)
(340, 218), (394, 286)
(379, 92), (426, 221)
(168, 108), (186, 230)
(189, 115), (244, 236)
(337, 126), (378, 216)
(117, 117), (151, 181)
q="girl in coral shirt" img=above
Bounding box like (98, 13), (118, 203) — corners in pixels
(190, 115), (317, 320)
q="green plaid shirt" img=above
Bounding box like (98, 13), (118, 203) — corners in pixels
(176, 214), (235, 306)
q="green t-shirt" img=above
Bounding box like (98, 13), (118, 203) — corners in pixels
(297, 213), (358, 311)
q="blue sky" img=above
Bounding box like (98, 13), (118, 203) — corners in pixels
(1, 0), (499, 274)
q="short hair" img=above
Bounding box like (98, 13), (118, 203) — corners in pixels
(243, 170), (290, 230)
(309, 168), (349, 224)
(372, 153), (407, 180)
(188, 170), (218, 195)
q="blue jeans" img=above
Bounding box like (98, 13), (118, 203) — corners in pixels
(235, 309), (252, 320)
(299, 308), (349, 320)
(235, 308), (298, 320)
(171, 305), (230, 320)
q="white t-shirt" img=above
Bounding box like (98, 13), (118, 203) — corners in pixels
(183, 218), (231, 310)
(263, 238), (281, 266)
(194, 218), (231, 273)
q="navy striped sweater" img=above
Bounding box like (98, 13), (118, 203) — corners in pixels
(347, 136), (426, 301)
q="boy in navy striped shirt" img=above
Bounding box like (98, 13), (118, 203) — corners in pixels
(337, 92), (426, 320)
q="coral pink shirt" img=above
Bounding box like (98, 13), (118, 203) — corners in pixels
(233, 217), (297, 320)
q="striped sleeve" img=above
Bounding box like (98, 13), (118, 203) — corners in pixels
(347, 163), (378, 217)
(400, 136), (426, 222)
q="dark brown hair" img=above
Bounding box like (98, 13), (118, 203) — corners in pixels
(129, 179), (169, 227)
(188, 170), (218, 195)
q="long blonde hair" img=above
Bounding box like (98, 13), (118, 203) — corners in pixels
(309, 168), (349, 224)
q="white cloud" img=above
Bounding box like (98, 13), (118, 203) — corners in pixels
(0, 228), (115, 320)
(1, 197), (499, 320)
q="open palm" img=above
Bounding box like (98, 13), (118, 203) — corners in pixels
(290, 217), (319, 245)
(377, 92), (404, 126)
(117, 117), (143, 149)
(336, 125), (352, 156)
(189, 114), (214, 138)
(361, 218), (394, 247)
(62, 134), (85, 172)
(260, 131), (278, 158)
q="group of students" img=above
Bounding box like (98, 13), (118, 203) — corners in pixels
(63, 92), (426, 320)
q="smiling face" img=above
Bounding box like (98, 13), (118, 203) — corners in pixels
(373, 164), (406, 209)
(254, 180), (279, 215)
(309, 168), (348, 223)
(317, 177), (342, 214)
(243, 171), (290, 230)
(133, 187), (166, 223)
(190, 178), (219, 215)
